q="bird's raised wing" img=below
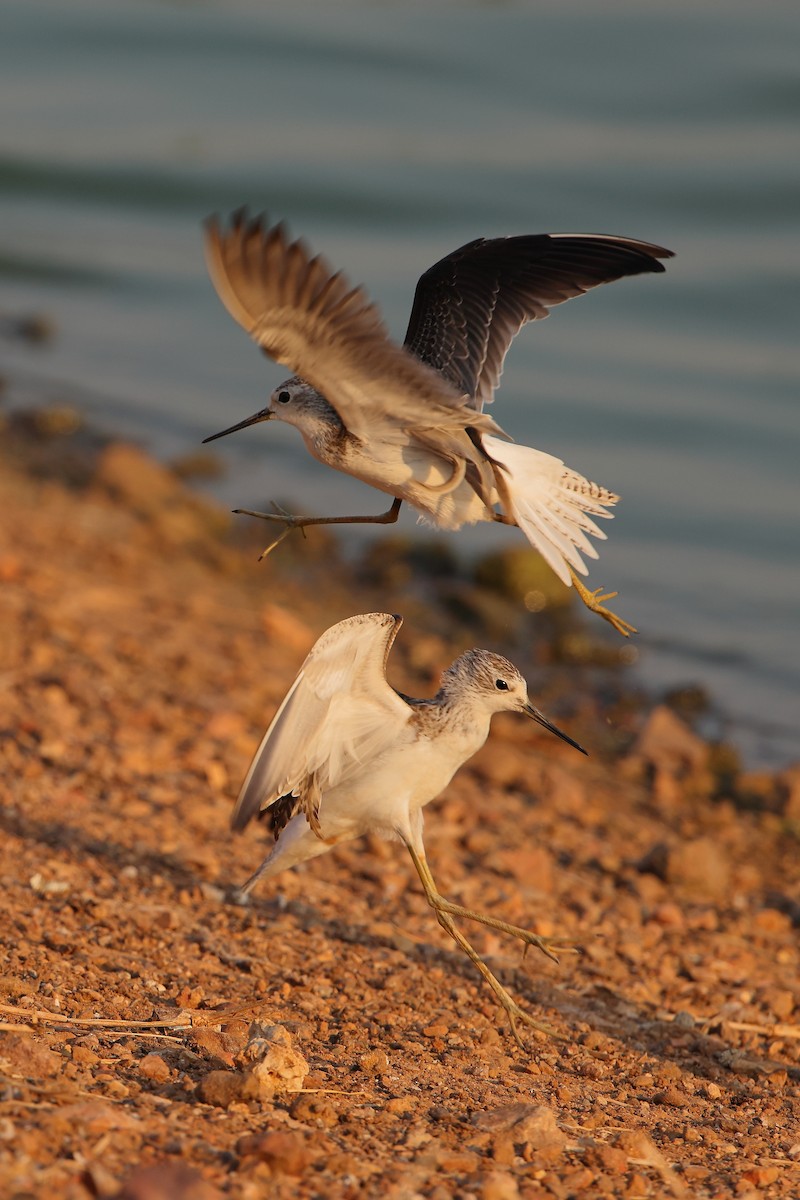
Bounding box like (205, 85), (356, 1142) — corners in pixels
(231, 613), (410, 833)
(403, 233), (673, 410)
(205, 211), (498, 443)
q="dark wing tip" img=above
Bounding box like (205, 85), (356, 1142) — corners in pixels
(230, 788), (266, 832)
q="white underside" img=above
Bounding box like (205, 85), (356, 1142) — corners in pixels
(323, 430), (617, 588)
(242, 716), (489, 889)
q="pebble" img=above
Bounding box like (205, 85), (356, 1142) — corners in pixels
(138, 1053), (171, 1084)
(236, 1022), (309, 1100)
(236, 1130), (312, 1176)
(196, 1069), (244, 1109)
(629, 705), (708, 773)
(653, 1086), (690, 1108)
(583, 1144), (629, 1174)
(667, 836), (732, 900)
(0, 1033), (62, 1079)
(480, 1171), (520, 1200)
(112, 1163), (222, 1200)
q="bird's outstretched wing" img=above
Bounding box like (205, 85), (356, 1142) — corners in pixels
(231, 613), (410, 834)
(205, 211), (499, 443)
(403, 233), (674, 410)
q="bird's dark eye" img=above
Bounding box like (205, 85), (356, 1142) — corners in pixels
(277, 390), (291, 404)
(495, 678), (509, 691)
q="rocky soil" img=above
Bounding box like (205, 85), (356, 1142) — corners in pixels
(1, 415), (798, 1199)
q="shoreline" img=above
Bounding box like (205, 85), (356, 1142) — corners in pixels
(1, 402), (798, 1197)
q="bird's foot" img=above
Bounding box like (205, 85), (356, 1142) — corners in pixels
(492, 986), (563, 1049)
(233, 501), (300, 524)
(232, 502), (315, 559)
(406, 843), (565, 1047)
(232, 498), (403, 559)
(569, 570), (637, 638)
(430, 905), (563, 1047)
(432, 897), (577, 965)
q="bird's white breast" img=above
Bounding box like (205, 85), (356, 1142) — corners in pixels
(310, 434), (492, 531)
(312, 713), (490, 842)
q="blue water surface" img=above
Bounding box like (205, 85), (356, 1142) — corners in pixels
(1, 0), (798, 765)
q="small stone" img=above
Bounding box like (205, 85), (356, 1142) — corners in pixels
(490, 1133), (516, 1165)
(480, 1170), (520, 1200)
(175, 984), (206, 1010)
(71, 1044), (100, 1066)
(511, 1105), (566, 1153)
(113, 1163), (222, 1199)
(422, 1024), (449, 1039)
(473, 1102), (566, 1161)
(741, 1166), (779, 1188)
(653, 1086), (690, 1108)
(290, 1092), (338, 1128)
(760, 987), (795, 1019)
(490, 845), (554, 893)
(438, 1151), (479, 1173)
(236, 1022), (309, 1100)
(630, 706), (708, 773)
(753, 908), (791, 933)
(0, 1033), (62, 1079)
(358, 1048), (389, 1073)
(204, 710), (248, 740)
(236, 1130), (312, 1176)
(196, 1069), (244, 1108)
(188, 1027), (237, 1067)
(667, 836), (731, 901)
(583, 1144), (629, 1174)
(615, 1129), (660, 1159)
(139, 1053), (171, 1083)
(625, 1172), (650, 1197)
(650, 902), (685, 928)
(53, 1100), (138, 1136)
(386, 1097), (417, 1115)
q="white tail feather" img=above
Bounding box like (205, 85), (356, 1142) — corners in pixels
(483, 436), (618, 587)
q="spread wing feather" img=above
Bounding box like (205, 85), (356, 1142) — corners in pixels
(403, 233), (674, 410)
(231, 613), (410, 833)
(205, 211), (500, 444)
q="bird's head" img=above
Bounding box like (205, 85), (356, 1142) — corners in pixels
(202, 377), (333, 444)
(447, 649), (587, 754)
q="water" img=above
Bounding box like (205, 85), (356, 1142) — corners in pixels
(2, 0), (798, 766)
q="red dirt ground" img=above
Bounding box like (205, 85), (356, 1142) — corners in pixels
(1, 433), (798, 1199)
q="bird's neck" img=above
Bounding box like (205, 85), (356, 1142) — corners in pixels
(433, 688), (494, 748)
(294, 400), (348, 461)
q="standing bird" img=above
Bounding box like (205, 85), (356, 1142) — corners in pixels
(230, 611), (586, 1043)
(203, 212), (673, 636)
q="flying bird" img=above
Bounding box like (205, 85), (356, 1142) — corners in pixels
(204, 212), (673, 636)
(230, 611), (586, 1043)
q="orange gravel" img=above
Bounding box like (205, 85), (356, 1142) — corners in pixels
(1, 430), (798, 1199)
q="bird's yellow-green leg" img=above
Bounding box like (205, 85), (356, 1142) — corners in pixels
(405, 842), (562, 1045)
(410, 846), (575, 962)
(568, 567), (637, 638)
(233, 498), (403, 561)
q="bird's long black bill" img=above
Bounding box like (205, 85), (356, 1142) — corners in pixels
(524, 703), (587, 755)
(202, 410), (270, 443)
